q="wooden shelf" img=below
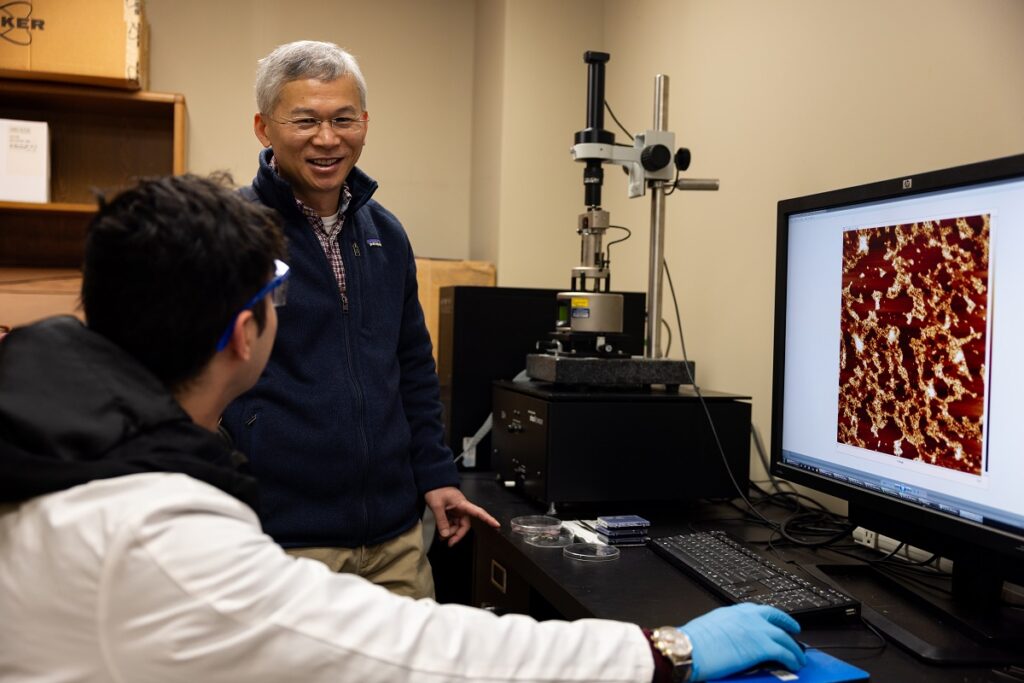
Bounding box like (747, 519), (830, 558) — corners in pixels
(0, 78), (186, 268)
(1, 200), (97, 214)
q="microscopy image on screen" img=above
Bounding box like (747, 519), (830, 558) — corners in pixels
(837, 214), (990, 475)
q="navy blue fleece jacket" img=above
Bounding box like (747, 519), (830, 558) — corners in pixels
(221, 149), (459, 548)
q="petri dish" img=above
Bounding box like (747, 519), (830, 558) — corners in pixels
(525, 528), (575, 548)
(563, 542), (620, 562)
(511, 515), (562, 537)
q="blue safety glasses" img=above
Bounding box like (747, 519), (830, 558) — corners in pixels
(214, 259), (291, 352)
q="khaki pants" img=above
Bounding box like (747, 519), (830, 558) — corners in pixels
(287, 522), (435, 599)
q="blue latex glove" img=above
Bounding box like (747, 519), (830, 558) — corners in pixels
(679, 603), (806, 681)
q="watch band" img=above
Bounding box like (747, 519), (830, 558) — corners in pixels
(651, 626), (694, 683)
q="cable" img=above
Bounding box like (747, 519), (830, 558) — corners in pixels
(452, 370), (530, 465)
(751, 422), (798, 496)
(825, 544), (953, 588)
(751, 374), (853, 542)
(604, 100), (633, 140)
(453, 413), (491, 465)
(663, 258), (771, 528)
(751, 423), (773, 478)
(868, 542), (909, 565)
(901, 552), (942, 567)
(749, 426), (854, 546)
(600, 102), (680, 196)
(603, 225), (632, 270)
(779, 511), (855, 548)
(662, 259), (691, 364)
(662, 168), (681, 196)
(750, 485), (832, 514)
(660, 318), (673, 356)
(605, 224), (632, 247)
(663, 256), (854, 547)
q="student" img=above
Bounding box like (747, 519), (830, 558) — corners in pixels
(0, 174), (805, 682)
(221, 39), (497, 600)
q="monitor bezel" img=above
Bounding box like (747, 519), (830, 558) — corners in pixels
(769, 152), (1024, 585)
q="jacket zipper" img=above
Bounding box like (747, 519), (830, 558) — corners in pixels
(339, 244), (359, 312)
(340, 230), (372, 545)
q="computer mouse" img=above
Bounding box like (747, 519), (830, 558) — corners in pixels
(750, 661), (799, 675)
(742, 642), (808, 677)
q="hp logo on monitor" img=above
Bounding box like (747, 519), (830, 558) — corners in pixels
(902, 178), (913, 190)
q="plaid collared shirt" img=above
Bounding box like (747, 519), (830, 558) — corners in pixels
(270, 156), (353, 310)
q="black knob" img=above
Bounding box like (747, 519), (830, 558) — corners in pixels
(641, 144), (672, 171)
(675, 148), (691, 172)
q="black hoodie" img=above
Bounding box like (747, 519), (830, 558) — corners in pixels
(0, 316), (258, 507)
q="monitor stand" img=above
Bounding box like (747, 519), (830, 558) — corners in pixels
(813, 563), (1024, 665)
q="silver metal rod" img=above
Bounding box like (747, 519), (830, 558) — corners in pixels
(653, 74), (669, 131)
(646, 74), (669, 358)
(643, 74), (667, 360)
(646, 184), (667, 358)
(674, 178), (720, 191)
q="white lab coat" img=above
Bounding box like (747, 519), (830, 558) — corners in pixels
(0, 472), (653, 682)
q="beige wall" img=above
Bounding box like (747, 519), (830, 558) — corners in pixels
(487, 0), (605, 289)
(467, 0), (607, 283)
(482, 0), (1024, 490)
(592, 0), (1024, 485)
(145, 0), (1024, 498)
(146, 0), (476, 259)
(468, 0), (506, 266)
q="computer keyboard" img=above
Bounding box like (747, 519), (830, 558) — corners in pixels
(649, 530), (860, 622)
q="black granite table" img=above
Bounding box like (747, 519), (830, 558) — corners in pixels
(454, 472), (1013, 683)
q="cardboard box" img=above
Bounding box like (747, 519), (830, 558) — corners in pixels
(0, 0), (148, 89)
(415, 258), (496, 364)
(0, 268), (82, 330)
(0, 118), (49, 202)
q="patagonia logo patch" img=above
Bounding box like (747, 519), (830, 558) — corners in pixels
(366, 238), (383, 247)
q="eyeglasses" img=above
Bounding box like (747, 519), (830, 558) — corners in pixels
(269, 113), (369, 137)
(215, 259), (291, 352)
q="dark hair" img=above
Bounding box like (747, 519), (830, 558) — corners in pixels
(82, 173), (286, 391)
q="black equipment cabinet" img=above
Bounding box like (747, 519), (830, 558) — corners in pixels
(491, 380), (751, 508)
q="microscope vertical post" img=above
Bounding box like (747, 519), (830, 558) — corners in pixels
(645, 74), (670, 359)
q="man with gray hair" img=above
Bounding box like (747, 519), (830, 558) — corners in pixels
(221, 40), (498, 599)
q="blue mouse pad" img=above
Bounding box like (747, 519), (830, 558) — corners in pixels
(707, 649), (869, 682)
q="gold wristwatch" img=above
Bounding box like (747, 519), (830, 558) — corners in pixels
(651, 626), (694, 682)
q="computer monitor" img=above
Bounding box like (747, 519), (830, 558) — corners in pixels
(770, 153), (1024, 664)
